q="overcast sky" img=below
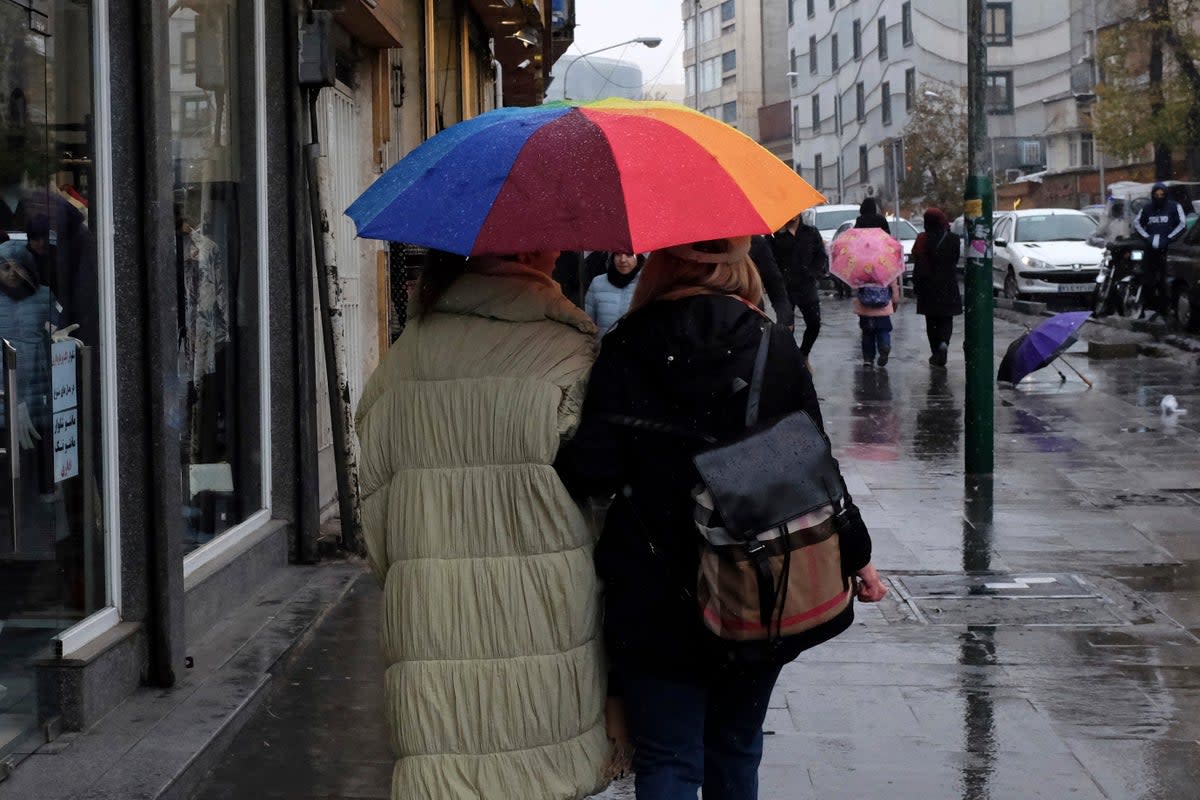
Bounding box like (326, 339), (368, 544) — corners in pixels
(570, 0), (686, 88)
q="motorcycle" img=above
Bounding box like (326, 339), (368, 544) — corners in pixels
(1094, 237), (1146, 318)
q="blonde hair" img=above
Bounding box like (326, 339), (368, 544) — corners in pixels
(631, 248), (764, 312)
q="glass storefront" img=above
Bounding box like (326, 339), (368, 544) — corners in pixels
(0, 0), (107, 757)
(168, 0), (263, 555)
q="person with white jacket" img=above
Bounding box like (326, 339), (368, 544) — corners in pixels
(584, 252), (643, 336)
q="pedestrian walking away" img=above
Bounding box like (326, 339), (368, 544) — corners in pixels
(854, 197), (891, 234)
(749, 234), (795, 330)
(1132, 182), (1187, 319)
(911, 207), (963, 367)
(556, 237), (887, 800)
(771, 216), (828, 362)
(854, 276), (901, 367)
(585, 252), (644, 336)
(354, 249), (618, 800)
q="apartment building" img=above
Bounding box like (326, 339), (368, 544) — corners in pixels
(789, 0), (1073, 209)
(683, 0), (792, 163)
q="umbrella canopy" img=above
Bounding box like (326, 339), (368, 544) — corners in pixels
(346, 98), (824, 256)
(829, 228), (904, 287)
(997, 311), (1091, 384)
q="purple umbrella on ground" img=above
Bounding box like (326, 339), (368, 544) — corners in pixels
(997, 311), (1094, 386)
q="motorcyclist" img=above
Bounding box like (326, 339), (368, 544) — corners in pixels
(1133, 182), (1187, 321)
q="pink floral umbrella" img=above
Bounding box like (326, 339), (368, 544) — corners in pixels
(830, 228), (904, 287)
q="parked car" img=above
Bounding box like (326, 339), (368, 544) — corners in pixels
(801, 204), (862, 245)
(1167, 217), (1200, 332)
(831, 217), (920, 284)
(992, 209), (1103, 302)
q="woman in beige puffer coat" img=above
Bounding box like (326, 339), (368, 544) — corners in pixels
(355, 250), (611, 800)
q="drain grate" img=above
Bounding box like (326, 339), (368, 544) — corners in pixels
(890, 573), (1127, 627)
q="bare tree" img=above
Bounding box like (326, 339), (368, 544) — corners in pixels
(899, 83), (968, 216)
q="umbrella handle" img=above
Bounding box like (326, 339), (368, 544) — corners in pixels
(1056, 355), (1093, 389)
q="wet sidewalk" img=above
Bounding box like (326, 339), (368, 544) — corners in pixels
(192, 298), (1200, 800)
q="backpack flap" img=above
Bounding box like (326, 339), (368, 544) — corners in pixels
(692, 410), (844, 538)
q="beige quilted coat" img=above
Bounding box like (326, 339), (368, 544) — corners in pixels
(356, 262), (609, 800)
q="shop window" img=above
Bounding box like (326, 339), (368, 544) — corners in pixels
(902, 2), (912, 45)
(0, 0), (110, 758)
(168, 0), (264, 553)
(986, 3), (1013, 47)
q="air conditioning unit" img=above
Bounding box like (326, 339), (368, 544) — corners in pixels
(1005, 168), (1022, 183)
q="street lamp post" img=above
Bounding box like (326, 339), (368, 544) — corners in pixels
(562, 37), (663, 101)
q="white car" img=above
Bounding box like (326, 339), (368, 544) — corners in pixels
(832, 218), (920, 283)
(801, 204), (861, 244)
(992, 209), (1102, 301)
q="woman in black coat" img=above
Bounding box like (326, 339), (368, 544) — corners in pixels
(911, 207), (963, 366)
(556, 236), (886, 800)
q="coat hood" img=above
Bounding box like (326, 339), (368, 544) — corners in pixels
(434, 261), (597, 335)
(860, 197), (879, 217)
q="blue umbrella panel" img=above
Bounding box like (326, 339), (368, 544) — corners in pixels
(997, 311), (1092, 385)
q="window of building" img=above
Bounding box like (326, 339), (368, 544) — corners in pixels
(878, 16), (888, 60)
(793, 105), (801, 141)
(986, 70), (1014, 114)
(699, 57), (721, 92)
(181, 31), (197, 74)
(699, 8), (719, 43)
(1020, 139), (1043, 165)
(905, 67), (916, 111)
(722, 50), (737, 73)
(809, 36), (818, 73)
(853, 20), (862, 60)
(722, 101), (738, 124)
(829, 0), (835, 9)
(985, 3), (1013, 46)
(685, 65), (695, 97)
(684, 18), (694, 49)
(0, 0), (118, 752)
(856, 82), (865, 122)
(812, 94), (821, 133)
(859, 144), (869, 181)
(902, 1), (912, 45)
(835, 93), (843, 134)
(807, 0), (815, 18)
(831, 33), (839, 70)
(814, 154), (824, 187)
(881, 80), (892, 125)
(1080, 132), (1094, 167)
(169, 0), (265, 556)
(788, 0), (795, 25)
(721, 0), (736, 23)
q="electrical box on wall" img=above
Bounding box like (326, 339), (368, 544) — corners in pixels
(299, 11), (336, 88)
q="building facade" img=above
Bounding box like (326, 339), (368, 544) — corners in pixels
(682, 0), (791, 163)
(788, 0), (1073, 209)
(545, 55), (645, 102)
(0, 0), (568, 774)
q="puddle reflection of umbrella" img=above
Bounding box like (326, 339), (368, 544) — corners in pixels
(997, 311), (1093, 388)
(346, 99), (824, 255)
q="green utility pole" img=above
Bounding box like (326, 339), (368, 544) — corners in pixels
(963, 0), (994, 477)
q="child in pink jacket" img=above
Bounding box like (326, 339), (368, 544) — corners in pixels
(854, 278), (901, 366)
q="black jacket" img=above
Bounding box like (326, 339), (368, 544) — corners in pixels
(856, 198), (891, 233)
(749, 235), (794, 329)
(771, 224), (828, 307)
(556, 295), (867, 679)
(912, 229), (963, 317)
(553, 251), (608, 308)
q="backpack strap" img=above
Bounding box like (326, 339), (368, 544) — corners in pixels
(745, 323), (773, 428)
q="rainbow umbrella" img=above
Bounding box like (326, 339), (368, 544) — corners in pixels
(346, 98), (824, 256)
(829, 228), (905, 287)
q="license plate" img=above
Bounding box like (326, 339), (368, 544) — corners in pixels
(1058, 283), (1094, 293)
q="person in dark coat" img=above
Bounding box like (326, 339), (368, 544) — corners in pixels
(748, 234), (794, 329)
(553, 250), (609, 308)
(1133, 182), (1188, 319)
(556, 236), (886, 800)
(771, 216), (827, 360)
(854, 197), (891, 233)
(911, 207), (963, 367)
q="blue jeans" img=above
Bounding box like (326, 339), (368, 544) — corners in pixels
(620, 665), (783, 800)
(859, 315), (893, 361)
